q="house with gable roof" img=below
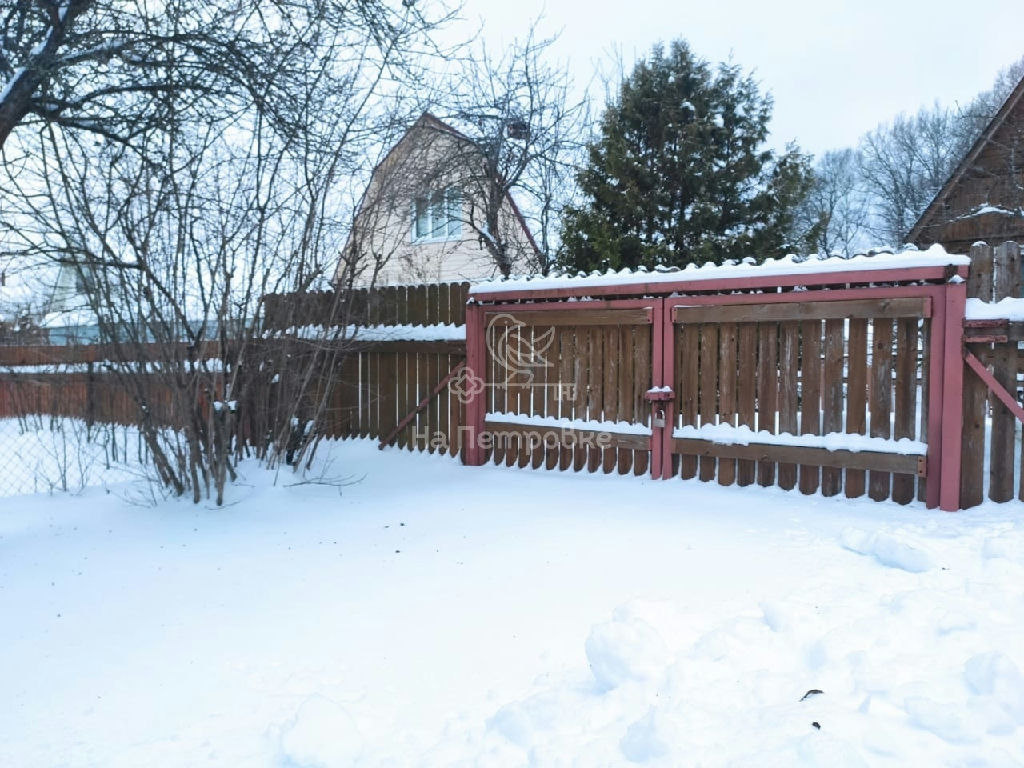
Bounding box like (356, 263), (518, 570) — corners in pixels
(910, 73), (1024, 253)
(335, 112), (540, 287)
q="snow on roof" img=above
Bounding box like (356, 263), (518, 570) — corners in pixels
(955, 204), (1024, 220)
(470, 245), (969, 295)
(0, 267), (49, 321)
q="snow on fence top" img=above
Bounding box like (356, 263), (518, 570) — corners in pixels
(470, 245), (969, 296)
(965, 297), (1024, 322)
(265, 323), (466, 341)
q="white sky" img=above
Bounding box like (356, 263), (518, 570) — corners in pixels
(452, 0), (1024, 157)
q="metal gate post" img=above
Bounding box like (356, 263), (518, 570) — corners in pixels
(939, 278), (967, 511)
(924, 287), (946, 510)
(463, 302), (487, 466)
(645, 299), (675, 480)
(658, 299), (675, 480)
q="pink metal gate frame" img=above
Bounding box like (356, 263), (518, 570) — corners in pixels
(466, 263), (969, 511)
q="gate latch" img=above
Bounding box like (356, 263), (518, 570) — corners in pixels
(646, 387), (673, 429)
(652, 408), (667, 428)
(644, 386), (674, 402)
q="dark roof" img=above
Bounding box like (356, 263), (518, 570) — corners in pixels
(908, 74), (1024, 245)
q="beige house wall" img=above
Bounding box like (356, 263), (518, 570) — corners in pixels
(337, 119), (538, 287)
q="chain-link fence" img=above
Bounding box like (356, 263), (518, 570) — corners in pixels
(0, 415), (147, 497)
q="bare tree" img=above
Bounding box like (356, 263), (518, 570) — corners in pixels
(430, 24), (588, 276)
(858, 105), (962, 245)
(794, 148), (870, 257)
(807, 58), (1024, 250)
(2, 0), (456, 503)
(953, 55), (1024, 152)
(334, 22), (589, 281)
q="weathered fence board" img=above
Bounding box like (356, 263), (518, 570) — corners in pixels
(846, 319), (868, 498)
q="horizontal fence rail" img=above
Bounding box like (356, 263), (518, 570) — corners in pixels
(465, 256), (978, 511)
(3, 251), (1024, 512)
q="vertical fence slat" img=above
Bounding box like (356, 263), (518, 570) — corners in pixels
(512, 327), (528, 466)
(559, 328), (574, 471)
(438, 351), (450, 455)
(587, 328), (604, 473)
(698, 323), (719, 483)
(678, 324), (699, 480)
(573, 327), (589, 472)
(917, 322), (930, 503)
(989, 243), (1021, 502)
(845, 319), (868, 498)
(799, 320), (822, 495)
(777, 322), (799, 491)
(869, 318), (894, 501)
(449, 351), (462, 460)
(717, 322), (737, 486)
(602, 326), (619, 474)
(424, 350), (439, 453)
(756, 324), (778, 487)
(394, 286), (409, 449)
(821, 319), (845, 496)
(736, 324), (757, 486)
(960, 352), (988, 508)
(544, 327), (560, 471)
(617, 325), (634, 475)
(487, 319), (500, 463)
(634, 325), (651, 476)
(531, 327), (547, 470)
(892, 318), (918, 504)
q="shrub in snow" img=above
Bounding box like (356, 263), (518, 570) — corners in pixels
(585, 616), (671, 692)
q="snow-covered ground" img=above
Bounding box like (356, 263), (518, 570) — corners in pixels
(0, 418), (144, 497)
(2, 439), (1023, 766)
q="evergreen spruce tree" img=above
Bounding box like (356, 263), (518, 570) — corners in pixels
(560, 41), (813, 272)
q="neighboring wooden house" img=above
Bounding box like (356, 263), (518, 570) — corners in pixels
(0, 261), (99, 345)
(910, 74), (1024, 253)
(336, 113), (540, 287)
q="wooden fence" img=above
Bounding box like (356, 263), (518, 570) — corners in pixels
(469, 286), (942, 507)
(961, 242), (1023, 505)
(1, 282), (472, 457)
(3, 255), (1024, 511)
(668, 298), (929, 505)
(261, 282), (470, 455)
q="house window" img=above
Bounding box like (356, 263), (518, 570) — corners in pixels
(413, 188), (461, 241)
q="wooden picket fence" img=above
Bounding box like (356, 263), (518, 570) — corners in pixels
(261, 282), (470, 455)
(667, 299), (928, 504)
(3, 256), (1024, 511)
(960, 242), (1023, 505)
(470, 290), (938, 507)
(1, 282), (473, 454)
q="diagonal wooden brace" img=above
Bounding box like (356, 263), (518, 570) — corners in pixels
(379, 360), (466, 450)
(964, 350), (1024, 425)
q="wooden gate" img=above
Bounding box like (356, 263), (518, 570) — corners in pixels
(664, 293), (933, 505)
(476, 299), (659, 475)
(465, 255), (970, 510)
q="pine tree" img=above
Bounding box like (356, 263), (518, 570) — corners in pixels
(560, 41), (813, 272)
